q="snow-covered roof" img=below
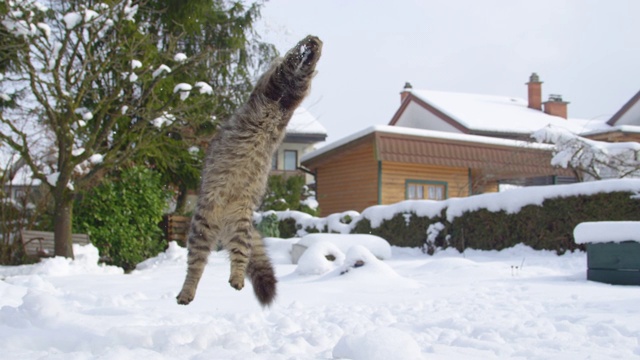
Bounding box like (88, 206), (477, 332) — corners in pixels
(287, 107), (327, 135)
(301, 125), (553, 163)
(580, 125), (640, 137)
(607, 89), (640, 126)
(406, 89), (609, 136)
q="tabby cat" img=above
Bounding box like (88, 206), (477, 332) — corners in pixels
(176, 35), (322, 307)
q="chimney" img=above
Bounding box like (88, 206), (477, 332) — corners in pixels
(400, 82), (413, 102)
(526, 72), (543, 110)
(543, 94), (569, 119)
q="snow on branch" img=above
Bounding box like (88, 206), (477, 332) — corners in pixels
(194, 82), (214, 95)
(152, 64), (172, 79)
(173, 53), (188, 63)
(532, 125), (640, 181)
(173, 83), (192, 101)
(152, 112), (176, 128)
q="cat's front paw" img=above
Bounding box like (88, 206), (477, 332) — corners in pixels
(176, 289), (195, 305)
(287, 35), (322, 72)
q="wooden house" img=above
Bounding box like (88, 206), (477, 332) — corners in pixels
(583, 89), (640, 143)
(302, 74), (640, 216)
(301, 126), (571, 216)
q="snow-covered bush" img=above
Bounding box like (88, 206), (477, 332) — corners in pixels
(255, 179), (640, 254)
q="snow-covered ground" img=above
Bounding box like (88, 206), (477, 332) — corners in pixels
(1, 239), (639, 360)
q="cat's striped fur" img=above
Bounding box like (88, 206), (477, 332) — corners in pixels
(176, 35), (322, 307)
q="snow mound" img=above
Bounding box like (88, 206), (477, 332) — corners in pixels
(135, 241), (186, 271)
(296, 242), (345, 275)
(263, 237), (296, 264)
(333, 327), (424, 360)
(0, 244), (122, 277)
(336, 245), (399, 279)
(294, 234), (391, 262)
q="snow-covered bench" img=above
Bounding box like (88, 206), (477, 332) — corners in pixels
(574, 222), (640, 285)
(21, 230), (90, 257)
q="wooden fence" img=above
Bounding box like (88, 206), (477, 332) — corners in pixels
(160, 215), (190, 246)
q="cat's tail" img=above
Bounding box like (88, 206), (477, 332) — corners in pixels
(247, 238), (277, 307)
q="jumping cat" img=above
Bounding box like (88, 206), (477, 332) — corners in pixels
(177, 35), (322, 307)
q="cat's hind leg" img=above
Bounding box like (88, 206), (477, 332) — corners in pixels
(176, 214), (218, 305)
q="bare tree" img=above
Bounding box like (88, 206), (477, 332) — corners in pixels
(0, 0), (216, 258)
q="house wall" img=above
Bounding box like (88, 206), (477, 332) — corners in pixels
(380, 162), (471, 204)
(469, 169), (499, 195)
(314, 140), (378, 216)
(273, 142), (316, 183)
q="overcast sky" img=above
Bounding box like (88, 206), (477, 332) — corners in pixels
(257, 0), (640, 145)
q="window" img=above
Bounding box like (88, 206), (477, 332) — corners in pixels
(284, 150), (298, 171)
(271, 153), (278, 170)
(406, 180), (446, 200)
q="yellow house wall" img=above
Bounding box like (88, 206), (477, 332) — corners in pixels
(381, 161), (471, 204)
(315, 140), (379, 216)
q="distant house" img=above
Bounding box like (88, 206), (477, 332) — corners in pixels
(271, 107), (327, 183)
(302, 74), (640, 216)
(583, 89), (640, 142)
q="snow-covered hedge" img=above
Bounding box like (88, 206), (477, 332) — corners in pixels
(254, 179), (640, 254)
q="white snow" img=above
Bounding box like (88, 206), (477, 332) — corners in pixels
(194, 81), (213, 95)
(532, 125), (640, 180)
(407, 89), (609, 136)
(173, 83), (193, 101)
(287, 107), (327, 135)
(1, 240), (638, 359)
(174, 53), (188, 62)
(36, 22), (51, 39)
(45, 172), (59, 187)
(89, 153), (104, 164)
(83, 9), (99, 24)
(131, 59), (142, 69)
(62, 12), (82, 29)
(296, 234), (392, 261)
(151, 111), (176, 128)
(574, 221), (640, 244)
(152, 64), (172, 78)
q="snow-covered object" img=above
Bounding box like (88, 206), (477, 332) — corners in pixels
(294, 234), (391, 262)
(295, 241), (345, 275)
(574, 221), (640, 244)
(62, 12), (83, 29)
(151, 112), (175, 128)
(152, 64), (171, 78)
(194, 81), (213, 95)
(404, 89), (608, 136)
(173, 83), (192, 101)
(532, 125), (640, 180)
(286, 107), (327, 135)
(173, 53), (187, 62)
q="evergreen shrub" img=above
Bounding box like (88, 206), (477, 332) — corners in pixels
(74, 166), (170, 271)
